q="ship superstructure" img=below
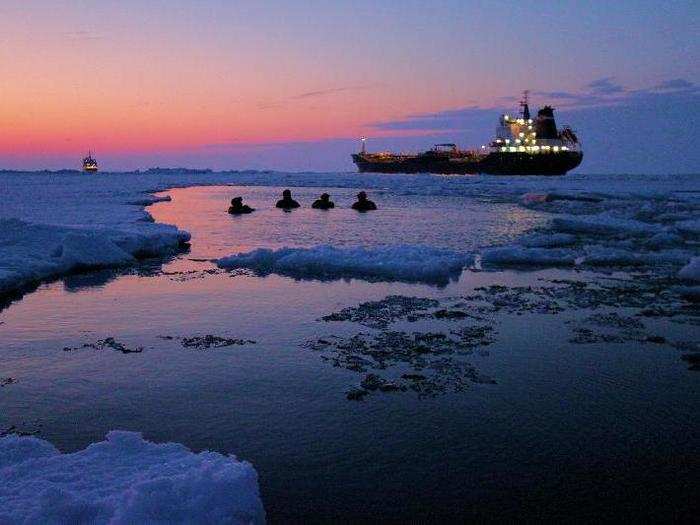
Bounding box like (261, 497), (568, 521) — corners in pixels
(82, 151), (98, 173)
(352, 93), (583, 175)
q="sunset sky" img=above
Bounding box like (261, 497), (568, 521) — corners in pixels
(1, 1), (698, 172)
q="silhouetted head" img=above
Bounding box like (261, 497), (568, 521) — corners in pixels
(282, 189), (292, 199)
(320, 193), (330, 201)
(231, 197), (243, 205)
(357, 191), (368, 201)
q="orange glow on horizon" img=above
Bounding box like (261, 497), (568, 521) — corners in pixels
(0, 6), (501, 160)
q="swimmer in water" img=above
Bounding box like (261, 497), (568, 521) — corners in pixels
(228, 196), (254, 214)
(351, 191), (377, 212)
(275, 189), (300, 210)
(312, 192), (335, 210)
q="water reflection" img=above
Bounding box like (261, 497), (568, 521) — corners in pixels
(0, 251), (187, 313)
(148, 185), (545, 261)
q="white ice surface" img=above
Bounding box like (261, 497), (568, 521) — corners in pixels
(0, 218), (189, 295)
(0, 431), (264, 525)
(217, 244), (472, 283)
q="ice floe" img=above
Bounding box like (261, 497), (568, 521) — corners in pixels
(0, 219), (189, 296)
(552, 215), (665, 237)
(519, 232), (578, 248)
(481, 246), (577, 267)
(505, 184), (700, 274)
(679, 257), (700, 282)
(676, 219), (700, 238)
(0, 430), (264, 524)
(217, 245), (472, 284)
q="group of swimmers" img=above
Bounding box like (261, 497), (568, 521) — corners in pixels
(228, 189), (377, 214)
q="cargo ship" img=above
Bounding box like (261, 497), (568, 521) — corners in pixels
(82, 151), (98, 173)
(352, 93), (583, 175)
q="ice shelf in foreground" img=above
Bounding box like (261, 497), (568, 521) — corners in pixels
(0, 431), (264, 524)
(0, 219), (190, 296)
(217, 245), (472, 284)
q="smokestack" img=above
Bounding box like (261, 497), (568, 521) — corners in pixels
(535, 106), (558, 139)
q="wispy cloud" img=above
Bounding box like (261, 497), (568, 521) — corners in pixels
(63, 30), (103, 42)
(371, 106), (494, 132)
(369, 78), (699, 132)
(655, 78), (695, 90)
(587, 77), (625, 94)
(258, 84), (379, 110)
(291, 86), (356, 100)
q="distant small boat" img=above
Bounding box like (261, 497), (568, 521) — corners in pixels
(82, 151), (98, 173)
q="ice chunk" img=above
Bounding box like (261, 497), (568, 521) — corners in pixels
(519, 232), (577, 248)
(0, 219), (189, 297)
(522, 192), (603, 204)
(644, 232), (685, 249)
(57, 233), (135, 268)
(552, 215), (664, 237)
(217, 245), (472, 284)
(582, 247), (645, 267)
(481, 246), (576, 267)
(675, 219), (700, 238)
(678, 257), (700, 282)
(0, 431), (264, 524)
(675, 286), (700, 302)
(583, 246), (691, 267)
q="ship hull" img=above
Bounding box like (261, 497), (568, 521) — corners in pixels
(352, 151), (583, 176)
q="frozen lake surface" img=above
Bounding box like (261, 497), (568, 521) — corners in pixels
(1, 171), (699, 521)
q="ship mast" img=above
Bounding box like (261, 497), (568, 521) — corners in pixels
(519, 90), (531, 120)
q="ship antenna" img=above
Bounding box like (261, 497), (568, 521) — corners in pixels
(520, 90), (530, 120)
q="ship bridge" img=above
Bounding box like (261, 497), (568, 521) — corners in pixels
(487, 95), (580, 155)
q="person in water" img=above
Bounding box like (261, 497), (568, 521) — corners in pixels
(312, 193), (335, 210)
(276, 189), (300, 209)
(228, 196), (254, 214)
(351, 191), (377, 211)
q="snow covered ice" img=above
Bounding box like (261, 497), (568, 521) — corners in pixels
(217, 244), (472, 284)
(0, 431), (264, 524)
(0, 218), (190, 296)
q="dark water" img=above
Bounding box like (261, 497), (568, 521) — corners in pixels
(1, 185), (698, 522)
